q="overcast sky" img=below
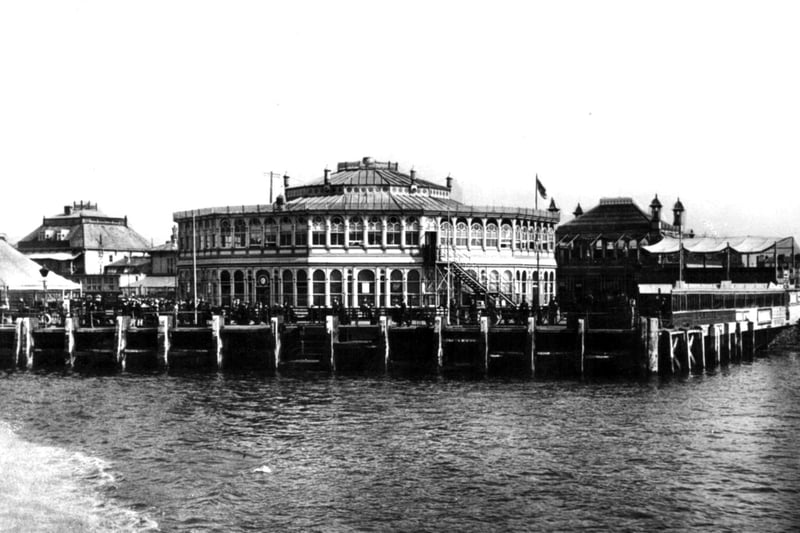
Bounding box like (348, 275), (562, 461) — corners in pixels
(1, 1), (798, 243)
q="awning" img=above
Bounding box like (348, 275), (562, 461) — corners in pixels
(643, 236), (793, 255)
(25, 252), (81, 261)
(131, 276), (176, 289)
(0, 239), (81, 291)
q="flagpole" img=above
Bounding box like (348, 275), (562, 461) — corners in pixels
(535, 174), (540, 313)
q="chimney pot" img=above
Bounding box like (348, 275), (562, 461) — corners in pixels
(446, 176), (453, 190)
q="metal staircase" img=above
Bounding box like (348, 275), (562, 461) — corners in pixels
(436, 246), (518, 308)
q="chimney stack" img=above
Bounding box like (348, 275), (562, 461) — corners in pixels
(64, 205), (72, 215)
(283, 174), (290, 189)
(446, 175), (453, 190)
(410, 169), (417, 184)
(324, 168), (330, 185)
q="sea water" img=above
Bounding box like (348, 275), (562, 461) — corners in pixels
(1, 344), (799, 531)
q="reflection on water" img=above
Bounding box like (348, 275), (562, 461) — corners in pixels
(1, 347), (799, 531)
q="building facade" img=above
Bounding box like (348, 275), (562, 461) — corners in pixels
(16, 201), (152, 296)
(173, 157), (560, 310)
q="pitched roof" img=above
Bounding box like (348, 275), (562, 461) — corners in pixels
(0, 238), (81, 291)
(556, 197), (677, 240)
(75, 223), (151, 251)
(283, 191), (464, 213)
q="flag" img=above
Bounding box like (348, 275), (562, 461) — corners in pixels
(536, 175), (547, 199)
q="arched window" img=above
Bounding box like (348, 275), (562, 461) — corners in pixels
(357, 270), (376, 307)
(281, 270), (294, 306)
(296, 270), (308, 306)
(405, 217), (419, 246)
(501, 270), (513, 296)
(486, 223), (498, 248)
(515, 224), (526, 249)
(489, 270), (500, 292)
(255, 269), (271, 305)
(367, 217), (381, 246)
(330, 217), (344, 246)
(234, 219), (247, 247)
(220, 219), (231, 248)
(280, 217), (293, 247)
(233, 270), (245, 302)
(528, 225), (537, 250)
(349, 217), (363, 246)
(311, 216), (325, 246)
(500, 224), (512, 249)
(249, 218), (262, 248)
(295, 217), (308, 247)
(330, 269), (343, 305)
(390, 269), (403, 306)
(220, 270), (231, 306)
(470, 223), (483, 247)
(440, 221), (454, 246)
(456, 222), (468, 247)
(312, 269), (326, 306)
(387, 217), (401, 246)
(407, 270), (421, 306)
(264, 218), (277, 247)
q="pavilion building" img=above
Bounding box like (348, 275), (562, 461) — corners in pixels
(172, 157), (560, 310)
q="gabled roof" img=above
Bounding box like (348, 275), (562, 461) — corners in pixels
(0, 238), (81, 291)
(75, 223), (151, 251)
(556, 197), (678, 239)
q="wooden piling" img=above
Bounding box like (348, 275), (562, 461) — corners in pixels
(379, 316), (389, 372)
(577, 318), (585, 377)
(212, 315), (223, 369)
(115, 316), (129, 371)
(479, 316), (489, 375)
(734, 321), (744, 363)
(271, 316), (281, 371)
(524, 316), (536, 376)
(746, 321), (755, 360)
(14, 318), (23, 368)
(642, 318), (660, 374)
(722, 322), (733, 364)
(326, 314), (339, 372)
(158, 315), (170, 367)
(64, 317), (76, 368)
(434, 316), (443, 372)
(23, 318), (33, 369)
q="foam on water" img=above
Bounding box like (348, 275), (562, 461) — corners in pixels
(0, 421), (158, 532)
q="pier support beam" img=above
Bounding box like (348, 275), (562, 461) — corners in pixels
(746, 321), (756, 361)
(722, 322), (733, 365)
(687, 329), (704, 373)
(14, 318), (23, 368)
(64, 317), (76, 368)
(326, 315), (339, 372)
(577, 318), (585, 377)
(22, 318), (33, 369)
(734, 321), (744, 363)
(212, 315), (223, 369)
(479, 316), (489, 375)
(379, 316), (389, 373)
(158, 315), (170, 367)
(524, 316), (536, 376)
(271, 317), (281, 371)
(641, 317), (660, 374)
(115, 316), (129, 371)
(434, 316), (443, 372)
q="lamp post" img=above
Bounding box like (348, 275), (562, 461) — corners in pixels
(672, 199), (685, 286)
(39, 266), (49, 311)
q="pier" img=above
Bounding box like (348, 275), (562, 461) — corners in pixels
(0, 311), (787, 377)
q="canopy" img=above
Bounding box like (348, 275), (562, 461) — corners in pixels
(0, 238), (81, 291)
(643, 236), (796, 255)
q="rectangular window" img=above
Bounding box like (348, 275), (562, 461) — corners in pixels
(405, 230), (419, 246)
(312, 231), (326, 246)
(295, 230), (307, 247)
(280, 231), (292, 247)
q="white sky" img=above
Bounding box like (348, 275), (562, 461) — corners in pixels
(1, 1), (798, 243)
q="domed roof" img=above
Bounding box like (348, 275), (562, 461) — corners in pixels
(304, 157), (445, 190)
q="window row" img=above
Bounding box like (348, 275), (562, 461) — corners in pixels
(439, 221), (556, 251)
(180, 216), (421, 250)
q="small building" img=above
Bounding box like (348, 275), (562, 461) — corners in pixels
(173, 157), (560, 311)
(556, 196), (798, 312)
(129, 237), (177, 299)
(16, 201), (151, 299)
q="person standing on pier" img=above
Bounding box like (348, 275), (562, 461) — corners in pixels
(518, 296), (530, 325)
